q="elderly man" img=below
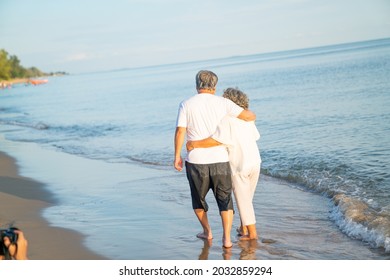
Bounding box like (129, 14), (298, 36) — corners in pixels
(174, 70), (256, 248)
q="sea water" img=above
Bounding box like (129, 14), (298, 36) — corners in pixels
(1, 38), (389, 258)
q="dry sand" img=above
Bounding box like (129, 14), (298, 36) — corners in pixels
(0, 151), (105, 260)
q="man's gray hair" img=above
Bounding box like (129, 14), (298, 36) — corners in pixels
(223, 87), (249, 109)
(196, 70), (218, 90)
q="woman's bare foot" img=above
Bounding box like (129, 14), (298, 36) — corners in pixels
(236, 226), (248, 236)
(239, 234), (258, 241)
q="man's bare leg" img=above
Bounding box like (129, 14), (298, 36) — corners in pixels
(194, 209), (213, 239)
(220, 209), (233, 248)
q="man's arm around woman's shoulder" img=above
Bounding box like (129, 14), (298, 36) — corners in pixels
(237, 109), (256, 121)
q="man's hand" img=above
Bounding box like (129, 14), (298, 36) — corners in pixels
(174, 127), (186, 172)
(237, 109), (256, 121)
(174, 156), (183, 171)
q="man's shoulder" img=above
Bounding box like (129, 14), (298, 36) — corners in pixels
(181, 94), (198, 104)
(182, 93), (222, 104)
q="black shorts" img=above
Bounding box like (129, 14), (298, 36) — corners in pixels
(185, 161), (234, 212)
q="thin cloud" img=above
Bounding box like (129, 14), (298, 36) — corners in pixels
(64, 53), (89, 62)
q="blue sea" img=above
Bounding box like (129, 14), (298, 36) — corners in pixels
(1, 38), (390, 259)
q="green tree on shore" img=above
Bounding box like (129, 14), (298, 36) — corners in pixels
(0, 49), (12, 80)
(0, 49), (47, 80)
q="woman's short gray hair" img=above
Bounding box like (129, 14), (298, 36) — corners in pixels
(223, 87), (249, 109)
(196, 70), (218, 90)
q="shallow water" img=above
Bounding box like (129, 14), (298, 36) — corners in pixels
(0, 137), (388, 259)
(1, 38), (390, 257)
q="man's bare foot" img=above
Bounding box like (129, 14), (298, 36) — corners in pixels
(196, 232), (213, 240)
(222, 238), (233, 248)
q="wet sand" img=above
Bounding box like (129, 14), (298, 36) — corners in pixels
(0, 151), (105, 260)
(0, 138), (388, 260)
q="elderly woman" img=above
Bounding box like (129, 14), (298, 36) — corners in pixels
(187, 88), (261, 240)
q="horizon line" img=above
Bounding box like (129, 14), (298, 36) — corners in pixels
(73, 36), (390, 76)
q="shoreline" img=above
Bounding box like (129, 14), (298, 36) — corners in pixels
(0, 136), (387, 259)
(0, 78), (29, 87)
(0, 151), (106, 260)
(0, 76), (59, 88)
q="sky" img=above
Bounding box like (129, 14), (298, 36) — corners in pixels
(1, 0), (389, 74)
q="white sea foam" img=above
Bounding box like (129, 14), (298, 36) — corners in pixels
(330, 194), (390, 252)
(0, 120), (49, 130)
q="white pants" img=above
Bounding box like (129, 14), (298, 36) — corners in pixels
(232, 165), (260, 226)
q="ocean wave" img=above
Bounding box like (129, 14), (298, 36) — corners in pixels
(0, 120), (49, 130)
(49, 124), (121, 138)
(126, 154), (171, 168)
(262, 155), (390, 253)
(0, 118), (123, 137)
(267, 165), (390, 252)
(330, 194), (390, 253)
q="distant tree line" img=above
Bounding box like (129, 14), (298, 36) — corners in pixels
(0, 49), (67, 81)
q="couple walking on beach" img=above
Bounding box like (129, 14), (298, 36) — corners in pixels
(174, 70), (261, 248)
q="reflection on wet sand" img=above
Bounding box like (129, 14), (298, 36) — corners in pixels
(198, 239), (212, 260)
(197, 236), (281, 260)
(237, 239), (259, 260)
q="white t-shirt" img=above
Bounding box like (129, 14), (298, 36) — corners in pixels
(176, 93), (243, 164)
(212, 116), (261, 175)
